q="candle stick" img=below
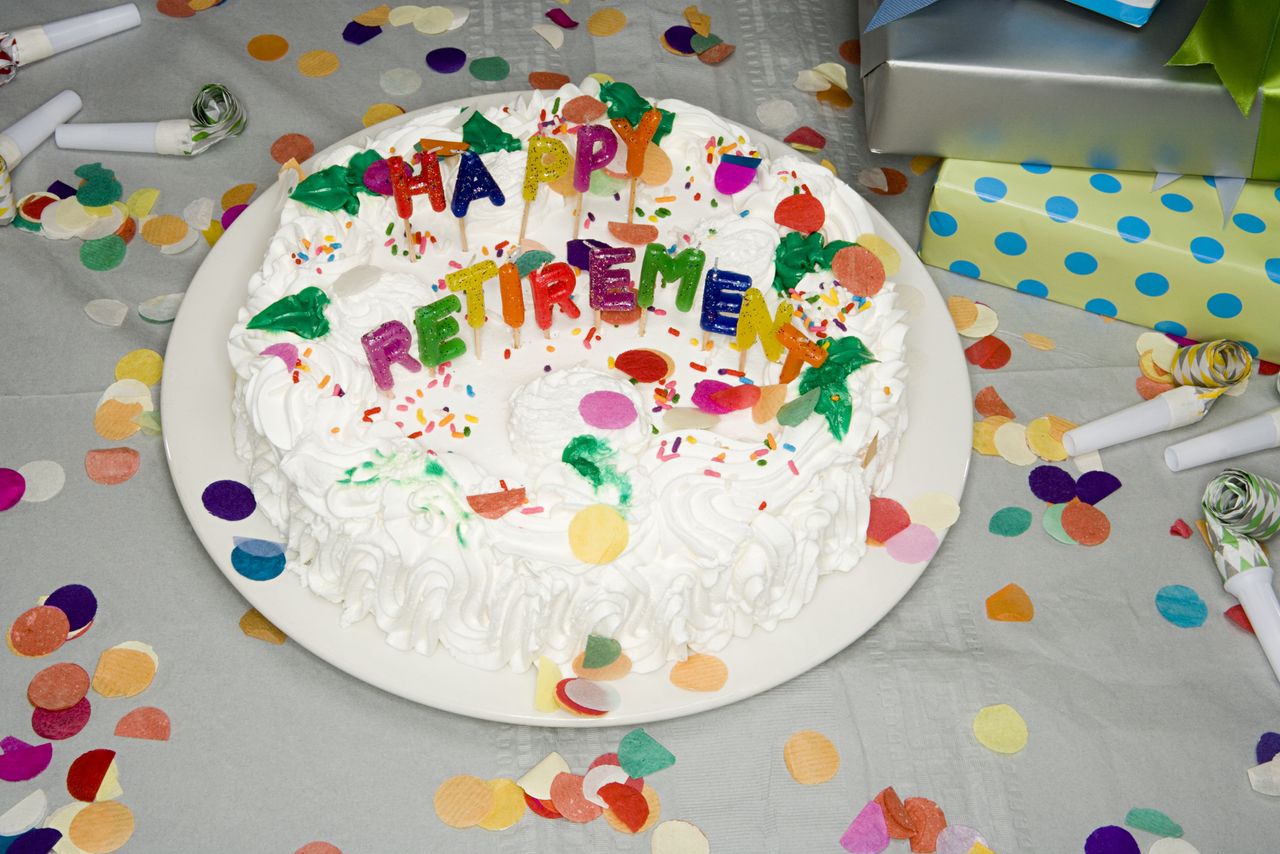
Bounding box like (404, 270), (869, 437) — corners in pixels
(2, 3), (140, 85)
(498, 261), (525, 349)
(520, 135), (572, 245)
(0, 89), (81, 225)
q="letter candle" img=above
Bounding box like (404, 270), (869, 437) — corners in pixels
(735, 287), (792, 373)
(587, 245), (636, 326)
(699, 265), (751, 350)
(529, 261), (580, 337)
(446, 260), (498, 357)
(610, 108), (662, 226)
(573, 125), (618, 240)
(636, 243), (705, 336)
(361, 320), (422, 394)
(520, 135), (572, 245)
(498, 261), (525, 348)
(450, 150), (505, 251)
(776, 324), (828, 383)
(414, 294), (467, 370)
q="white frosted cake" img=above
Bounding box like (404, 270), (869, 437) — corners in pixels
(227, 80), (907, 673)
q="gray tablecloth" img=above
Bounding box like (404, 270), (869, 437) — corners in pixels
(2, 2), (1275, 851)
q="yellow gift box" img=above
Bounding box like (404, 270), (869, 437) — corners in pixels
(920, 159), (1280, 361)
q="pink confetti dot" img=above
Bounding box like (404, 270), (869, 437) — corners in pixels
(0, 468), (26, 511)
(884, 523), (939, 564)
(578, 391), (637, 430)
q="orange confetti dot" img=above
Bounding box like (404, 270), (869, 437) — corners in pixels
(92, 643), (157, 698)
(271, 133), (316, 165)
(586, 7), (628, 36)
(571, 651), (633, 681)
(84, 448), (140, 486)
(155, 0), (196, 18)
(947, 295), (978, 331)
(1136, 375), (1176, 400)
(839, 39), (860, 65)
(1060, 498), (1111, 546)
(239, 608), (287, 644)
(815, 84), (853, 109)
(69, 800), (134, 852)
(434, 775), (494, 828)
(246, 33), (289, 62)
(549, 772), (603, 823)
(9, 607), (70, 657)
(139, 214), (189, 247)
(114, 706), (171, 741)
(353, 4), (391, 26)
(297, 49), (340, 78)
(974, 386), (1015, 420)
(362, 103), (406, 128)
(904, 797), (947, 852)
(294, 845), (342, 854)
(220, 183), (257, 211)
(28, 662), (91, 710)
(985, 583), (1034, 621)
(528, 71), (571, 90)
(876, 787), (914, 839)
(669, 653), (728, 692)
(864, 167), (908, 196)
(93, 399), (143, 441)
(783, 730), (840, 784)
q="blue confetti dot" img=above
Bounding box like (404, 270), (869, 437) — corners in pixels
(928, 210), (958, 237)
(1134, 272), (1169, 297)
(231, 537), (287, 581)
(1161, 193), (1193, 213)
(994, 232), (1027, 256)
(1189, 236), (1224, 263)
(1064, 251), (1098, 275)
(1044, 196), (1078, 223)
(1020, 160), (1052, 174)
(1154, 320), (1187, 337)
(1016, 279), (1048, 297)
(1206, 292), (1242, 318)
(1233, 212), (1266, 233)
(1116, 216), (1150, 244)
(1155, 584), (1207, 628)
(1267, 258), (1280, 284)
(974, 177), (1007, 203)
(1089, 174), (1122, 194)
(1084, 298), (1117, 317)
(949, 260), (981, 278)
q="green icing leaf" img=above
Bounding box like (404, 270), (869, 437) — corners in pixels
(247, 286), (331, 338)
(290, 150), (384, 215)
(776, 388), (820, 427)
(597, 81), (675, 143)
(562, 435), (632, 505)
(772, 232), (854, 295)
(797, 336), (877, 440)
(461, 111), (522, 154)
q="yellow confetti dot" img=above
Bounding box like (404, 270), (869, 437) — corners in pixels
(587, 71), (615, 86)
(139, 214), (189, 247)
(434, 775), (494, 828)
(853, 232), (901, 276)
(124, 188), (160, 219)
(246, 33), (289, 62)
(910, 155), (940, 175)
(1022, 332), (1056, 351)
(114, 349), (164, 386)
(239, 608), (287, 644)
(363, 103), (406, 128)
(297, 49), (341, 78)
(220, 183), (257, 211)
(1026, 416), (1068, 462)
(568, 504), (629, 564)
(477, 778), (526, 831)
(907, 491), (960, 531)
(972, 417), (1009, 456)
(993, 421), (1036, 466)
(669, 653), (728, 692)
(68, 801), (134, 853)
(586, 7), (628, 37)
(783, 730), (840, 784)
(946, 295), (978, 332)
(354, 4), (392, 26)
(972, 703), (1028, 754)
(93, 399), (143, 441)
(92, 642), (158, 698)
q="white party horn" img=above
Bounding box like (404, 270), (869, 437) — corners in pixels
(1165, 408), (1280, 472)
(3, 4), (140, 78)
(55, 83), (246, 157)
(0, 89), (83, 226)
(1062, 385), (1216, 457)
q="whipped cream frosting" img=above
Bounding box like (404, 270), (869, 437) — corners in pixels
(228, 81), (908, 673)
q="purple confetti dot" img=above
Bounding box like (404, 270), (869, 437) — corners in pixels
(342, 20), (382, 45)
(1076, 470), (1121, 505)
(0, 467), (26, 511)
(45, 584), (97, 633)
(222, 203), (248, 231)
(663, 25), (697, 54)
(1084, 825), (1139, 854)
(426, 46), (467, 74)
(46, 180), (76, 199)
(1028, 464), (1075, 504)
(545, 7), (578, 28)
(9, 827), (64, 854)
(202, 479), (257, 521)
(1258, 731), (1280, 765)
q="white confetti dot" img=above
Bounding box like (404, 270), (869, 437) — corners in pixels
(651, 820), (710, 854)
(380, 67), (423, 97)
(531, 23), (564, 50)
(138, 293), (184, 323)
(755, 99), (798, 130)
(84, 299), (128, 327)
(17, 461), (65, 503)
(1150, 840), (1200, 854)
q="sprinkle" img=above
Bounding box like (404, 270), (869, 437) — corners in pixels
(520, 506), (545, 514)
(788, 460), (799, 476)
(703, 469), (721, 478)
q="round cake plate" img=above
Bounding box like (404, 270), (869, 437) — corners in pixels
(162, 92), (972, 726)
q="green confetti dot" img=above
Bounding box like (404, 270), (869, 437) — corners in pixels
(582, 634), (622, 669)
(80, 235), (127, 271)
(1124, 807), (1183, 838)
(74, 163), (123, 207)
(468, 56), (510, 82)
(617, 728), (676, 778)
(989, 506), (1032, 537)
(1042, 503), (1075, 545)
(690, 33), (723, 53)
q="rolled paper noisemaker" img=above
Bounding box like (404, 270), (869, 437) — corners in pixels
(1166, 408), (1280, 472)
(1202, 469), (1280, 686)
(1169, 339), (1253, 392)
(55, 82), (246, 156)
(0, 3), (140, 85)
(0, 89), (82, 226)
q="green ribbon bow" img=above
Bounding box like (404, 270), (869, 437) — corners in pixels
(1167, 0), (1280, 178)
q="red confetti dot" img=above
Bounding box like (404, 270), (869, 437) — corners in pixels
(867, 496), (910, 545)
(1169, 519), (1193, 538)
(832, 245), (886, 297)
(965, 335), (1012, 370)
(1059, 498), (1111, 546)
(839, 39), (861, 65)
(271, 133), (315, 165)
(1260, 359), (1279, 376)
(708, 384), (761, 412)
(66, 748), (117, 802)
(866, 167), (909, 196)
(614, 349), (671, 383)
(32, 697), (92, 741)
(1224, 604), (1254, 634)
(529, 71), (571, 90)
(155, 0), (196, 18)
(774, 192), (825, 234)
(294, 844), (343, 854)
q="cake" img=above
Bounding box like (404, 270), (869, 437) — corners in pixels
(227, 79), (908, 674)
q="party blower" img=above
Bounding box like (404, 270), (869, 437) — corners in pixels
(55, 83), (247, 157)
(1062, 340), (1252, 456)
(1203, 469), (1280, 686)
(1165, 377), (1280, 472)
(0, 4), (141, 86)
(0, 89), (83, 226)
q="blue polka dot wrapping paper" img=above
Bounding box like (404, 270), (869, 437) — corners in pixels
(920, 159), (1280, 361)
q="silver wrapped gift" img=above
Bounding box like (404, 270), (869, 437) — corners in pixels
(858, 0), (1274, 178)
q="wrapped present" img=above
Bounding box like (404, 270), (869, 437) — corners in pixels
(859, 0), (1280, 179)
(919, 158), (1280, 360)
(866, 0), (1162, 29)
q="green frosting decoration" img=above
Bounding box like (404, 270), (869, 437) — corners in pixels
(247, 286), (331, 338)
(772, 232), (854, 294)
(562, 435), (632, 505)
(290, 150), (385, 216)
(598, 81), (675, 144)
(461, 111), (522, 154)
(797, 335), (877, 440)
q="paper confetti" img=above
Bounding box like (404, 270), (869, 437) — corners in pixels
(650, 820), (710, 854)
(32, 697), (91, 740)
(297, 49), (340, 78)
(903, 798), (947, 853)
(985, 583), (1033, 622)
(1257, 731), (1280, 765)
(28, 663), (90, 711)
(988, 507), (1031, 537)
(67, 748), (122, 802)
(1154, 585), (1208, 628)
(92, 642), (158, 698)
(239, 608), (287, 644)
(247, 33), (289, 61)
(617, 729), (675, 778)
(0, 469), (24, 512)
(0, 738), (53, 783)
(9, 606), (69, 657)
(516, 753), (569, 801)
(1084, 825), (1140, 854)
(434, 774), (494, 828)
(0, 789), (48, 836)
(784, 730), (840, 785)
(907, 492), (960, 531)
(201, 479), (256, 521)
(586, 8), (628, 37)
(839, 800), (889, 853)
(1248, 757), (1280, 795)
(84, 299), (128, 327)
(972, 703), (1028, 754)
(15, 461), (63, 504)
(669, 653), (728, 692)
(271, 133), (315, 165)
(1124, 807), (1182, 838)
(114, 706), (170, 741)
